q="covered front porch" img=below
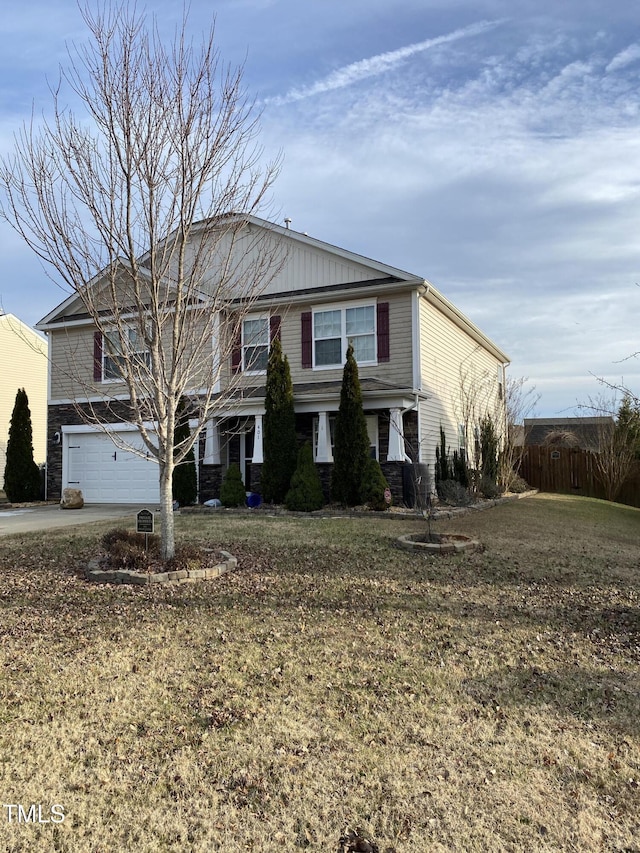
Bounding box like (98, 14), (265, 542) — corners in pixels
(197, 383), (425, 506)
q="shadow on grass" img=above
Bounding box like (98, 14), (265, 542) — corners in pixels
(463, 662), (640, 735)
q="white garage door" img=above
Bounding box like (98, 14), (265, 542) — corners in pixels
(66, 429), (160, 504)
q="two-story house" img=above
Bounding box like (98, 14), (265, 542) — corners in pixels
(36, 215), (509, 505)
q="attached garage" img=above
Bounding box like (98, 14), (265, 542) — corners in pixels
(62, 426), (160, 504)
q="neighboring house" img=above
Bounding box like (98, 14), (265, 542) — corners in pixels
(524, 417), (614, 452)
(36, 216), (509, 505)
(0, 313), (48, 487)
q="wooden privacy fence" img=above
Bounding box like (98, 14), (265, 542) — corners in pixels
(520, 446), (640, 509)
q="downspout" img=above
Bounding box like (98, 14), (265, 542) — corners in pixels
(404, 280), (431, 463)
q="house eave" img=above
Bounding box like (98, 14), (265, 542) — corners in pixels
(422, 281), (510, 365)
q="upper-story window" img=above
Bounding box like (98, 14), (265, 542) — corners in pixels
(313, 303), (376, 368)
(231, 314), (280, 374)
(242, 316), (269, 373)
(102, 327), (150, 381)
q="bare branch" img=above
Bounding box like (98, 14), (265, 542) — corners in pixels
(0, 3), (283, 558)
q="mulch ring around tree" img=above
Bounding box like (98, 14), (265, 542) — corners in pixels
(84, 527), (237, 585)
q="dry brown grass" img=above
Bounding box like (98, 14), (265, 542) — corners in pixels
(0, 493), (638, 851)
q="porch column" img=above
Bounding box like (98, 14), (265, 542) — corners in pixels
(203, 419), (221, 465)
(252, 414), (264, 463)
(387, 408), (406, 461)
(316, 411), (333, 462)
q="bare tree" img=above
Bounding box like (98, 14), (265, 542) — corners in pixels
(580, 394), (637, 502)
(498, 375), (540, 490)
(455, 361), (506, 489)
(0, 4), (283, 558)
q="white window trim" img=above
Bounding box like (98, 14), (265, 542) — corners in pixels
(102, 326), (150, 384)
(242, 313), (269, 375)
(311, 299), (377, 370)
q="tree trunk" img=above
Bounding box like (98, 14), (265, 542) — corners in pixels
(159, 461), (175, 560)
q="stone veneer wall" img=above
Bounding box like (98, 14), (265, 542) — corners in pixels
(46, 401), (136, 501)
(48, 405), (422, 505)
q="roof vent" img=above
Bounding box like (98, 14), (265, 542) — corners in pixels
(284, 217), (292, 229)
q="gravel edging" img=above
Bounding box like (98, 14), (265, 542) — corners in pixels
(85, 549), (237, 585)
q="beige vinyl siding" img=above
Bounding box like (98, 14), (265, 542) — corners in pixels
(0, 315), (48, 480)
(49, 326), (96, 400)
(221, 291), (414, 393)
(419, 298), (505, 470)
(50, 314), (219, 401)
(193, 225), (393, 299)
(257, 243), (387, 295)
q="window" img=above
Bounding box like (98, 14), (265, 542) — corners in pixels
(102, 327), (150, 381)
(313, 303), (376, 367)
(312, 414), (378, 460)
(242, 316), (269, 372)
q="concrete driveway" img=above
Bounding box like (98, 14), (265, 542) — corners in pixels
(0, 504), (157, 537)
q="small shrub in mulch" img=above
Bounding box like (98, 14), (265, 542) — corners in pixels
(285, 443), (325, 512)
(507, 474), (530, 493)
(100, 528), (160, 571)
(361, 457), (391, 511)
(478, 475), (502, 499)
(220, 463), (247, 507)
(436, 479), (473, 506)
(100, 528), (218, 574)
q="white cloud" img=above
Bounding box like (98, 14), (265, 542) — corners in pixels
(606, 43), (640, 73)
(266, 19), (506, 105)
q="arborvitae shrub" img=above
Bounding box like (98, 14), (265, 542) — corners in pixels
(172, 397), (197, 506)
(285, 443), (324, 512)
(452, 448), (469, 487)
(480, 414), (499, 484)
(261, 338), (297, 503)
(479, 474), (501, 499)
(361, 457), (391, 511)
(220, 463), (247, 507)
(331, 345), (370, 506)
(3, 388), (41, 502)
(435, 426), (451, 484)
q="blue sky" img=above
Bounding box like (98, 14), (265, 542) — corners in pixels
(1, 0), (640, 416)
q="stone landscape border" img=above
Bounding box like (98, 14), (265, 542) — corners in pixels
(85, 550), (237, 585)
(395, 532), (483, 555)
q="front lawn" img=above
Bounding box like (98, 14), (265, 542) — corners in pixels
(0, 494), (638, 851)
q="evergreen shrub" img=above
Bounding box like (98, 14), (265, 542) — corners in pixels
(4, 388), (41, 502)
(361, 457), (391, 511)
(285, 443), (324, 512)
(261, 338), (297, 504)
(436, 479), (473, 506)
(220, 463), (247, 507)
(331, 345), (370, 506)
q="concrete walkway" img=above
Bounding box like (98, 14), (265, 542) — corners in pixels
(0, 504), (155, 537)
